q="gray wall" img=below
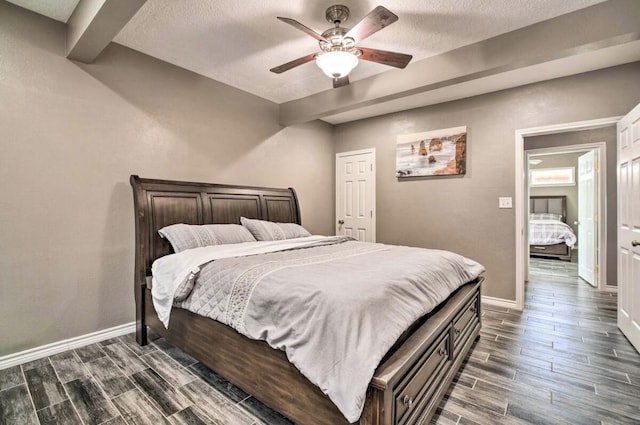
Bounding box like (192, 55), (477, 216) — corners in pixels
(525, 127), (618, 285)
(529, 152), (583, 234)
(333, 63), (640, 301)
(1, 0), (638, 358)
(0, 2), (334, 357)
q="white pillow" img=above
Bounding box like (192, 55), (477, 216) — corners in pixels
(159, 223), (256, 252)
(240, 217), (311, 241)
(530, 213), (562, 221)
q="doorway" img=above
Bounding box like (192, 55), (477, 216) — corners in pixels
(514, 117), (620, 310)
(525, 146), (604, 287)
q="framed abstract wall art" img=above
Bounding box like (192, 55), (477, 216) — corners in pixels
(396, 126), (467, 177)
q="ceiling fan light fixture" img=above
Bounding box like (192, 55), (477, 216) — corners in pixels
(272, 5), (410, 88)
(316, 51), (358, 79)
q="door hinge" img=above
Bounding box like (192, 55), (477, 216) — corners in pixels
(370, 210), (373, 218)
(595, 265), (599, 274)
(370, 164), (373, 172)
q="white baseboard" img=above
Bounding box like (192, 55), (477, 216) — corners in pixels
(481, 295), (520, 310)
(0, 322), (136, 370)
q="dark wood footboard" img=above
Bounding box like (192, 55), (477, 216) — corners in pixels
(359, 278), (482, 425)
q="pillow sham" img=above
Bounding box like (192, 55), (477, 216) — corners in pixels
(530, 213), (562, 221)
(158, 223), (256, 252)
(240, 217), (311, 241)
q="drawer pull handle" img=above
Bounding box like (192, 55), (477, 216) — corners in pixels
(632, 240), (639, 247)
(470, 306), (476, 313)
(402, 395), (413, 408)
(438, 347), (447, 356)
(454, 328), (461, 335)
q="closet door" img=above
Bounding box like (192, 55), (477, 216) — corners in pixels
(336, 150), (376, 242)
(617, 103), (640, 353)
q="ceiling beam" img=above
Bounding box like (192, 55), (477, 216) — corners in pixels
(321, 39), (640, 125)
(67, 0), (146, 63)
(278, 0), (640, 126)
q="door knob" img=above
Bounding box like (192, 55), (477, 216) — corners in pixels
(633, 240), (640, 247)
(338, 220), (344, 225)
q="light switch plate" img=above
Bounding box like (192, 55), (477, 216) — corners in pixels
(499, 197), (513, 209)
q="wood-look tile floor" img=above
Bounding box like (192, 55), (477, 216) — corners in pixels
(1, 258), (638, 425)
(431, 258), (640, 425)
(0, 333), (294, 425)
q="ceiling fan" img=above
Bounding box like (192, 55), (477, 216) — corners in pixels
(270, 5), (413, 88)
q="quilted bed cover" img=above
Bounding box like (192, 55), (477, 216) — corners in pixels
(529, 219), (577, 247)
(151, 236), (484, 423)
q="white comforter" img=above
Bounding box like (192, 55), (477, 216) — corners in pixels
(151, 236), (484, 423)
(529, 219), (577, 247)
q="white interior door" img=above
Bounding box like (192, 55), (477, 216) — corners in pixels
(336, 149), (375, 242)
(618, 103), (640, 353)
(578, 150), (597, 286)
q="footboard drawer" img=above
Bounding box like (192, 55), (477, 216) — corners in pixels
(452, 295), (479, 355)
(394, 333), (450, 425)
(531, 244), (568, 255)
(369, 279), (482, 425)
(529, 243), (571, 261)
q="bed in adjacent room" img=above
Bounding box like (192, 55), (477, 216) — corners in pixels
(529, 195), (577, 261)
(130, 175), (484, 425)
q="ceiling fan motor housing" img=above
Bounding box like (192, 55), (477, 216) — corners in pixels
(320, 5), (356, 53)
(320, 27), (356, 52)
(325, 4), (350, 25)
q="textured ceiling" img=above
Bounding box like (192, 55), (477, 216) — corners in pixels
(6, 0), (79, 22)
(9, 0), (607, 104)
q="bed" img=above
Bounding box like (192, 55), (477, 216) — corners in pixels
(130, 175), (483, 425)
(529, 195), (577, 261)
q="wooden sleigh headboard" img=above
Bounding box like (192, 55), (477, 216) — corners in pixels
(530, 195), (567, 223)
(130, 175), (301, 277)
(129, 175), (301, 346)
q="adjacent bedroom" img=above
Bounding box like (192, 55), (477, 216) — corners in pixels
(1, 1), (639, 425)
(524, 126), (619, 292)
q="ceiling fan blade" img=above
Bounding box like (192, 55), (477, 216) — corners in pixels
(270, 53), (317, 74)
(344, 6), (398, 43)
(277, 17), (328, 42)
(359, 47), (412, 69)
(333, 75), (349, 88)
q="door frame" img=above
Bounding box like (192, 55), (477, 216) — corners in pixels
(525, 143), (606, 289)
(335, 148), (376, 241)
(514, 116), (621, 310)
